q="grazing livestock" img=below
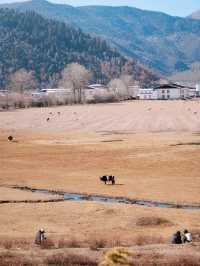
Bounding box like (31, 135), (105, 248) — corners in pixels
(100, 175), (116, 185)
(46, 118), (50, 122)
(8, 135), (13, 142)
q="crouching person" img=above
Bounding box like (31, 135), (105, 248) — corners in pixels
(35, 228), (46, 245)
(183, 230), (192, 243)
(171, 231), (182, 244)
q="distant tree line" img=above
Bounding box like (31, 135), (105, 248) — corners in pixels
(0, 63), (143, 110)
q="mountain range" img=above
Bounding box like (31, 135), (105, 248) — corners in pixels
(189, 10), (200, 20)
(1, 0), (200, 76)
(0, 8), (158, 89)
(170, 62), (200, 84)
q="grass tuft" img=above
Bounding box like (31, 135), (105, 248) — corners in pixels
(136, 216), (173, 227)
(58, 238), (82, 248)
(40, 239), (55, 249)
(46, 253), (97, 266)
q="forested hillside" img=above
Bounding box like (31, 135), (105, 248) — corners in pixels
(0, 8), (158, 89)
(3, 0), (200, 75)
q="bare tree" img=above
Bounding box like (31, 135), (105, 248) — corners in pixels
(8, 69), (37, 93)
(120, 74), (134, 97)
(108, 78), (127, 100)
(119, 74), (143, 98)
(59, 63), (92, 103)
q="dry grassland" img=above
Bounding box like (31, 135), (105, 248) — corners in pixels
(0, 101), (200, 244)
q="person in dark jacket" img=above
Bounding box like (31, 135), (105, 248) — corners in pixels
(35, 228), (46, 245)
(171, 231), (182, 244)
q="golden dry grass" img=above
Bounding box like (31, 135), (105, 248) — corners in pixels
(0, 131), (200, 203)
(0, 101), (200, 242)
(0, 187), (61, 201)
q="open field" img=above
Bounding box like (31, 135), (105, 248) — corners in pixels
(0, 187), (62, 202)
(1, 100), (200, 133)
(0, 101), (200, 263)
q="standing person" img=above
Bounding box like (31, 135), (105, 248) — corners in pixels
(183, 230), (192, 243)
(171, 231), (182, 244)
(35, 228), (46, 245)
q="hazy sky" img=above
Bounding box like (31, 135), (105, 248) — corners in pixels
(0, 0), (199, 17)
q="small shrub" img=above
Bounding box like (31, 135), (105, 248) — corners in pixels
(191, 229), (200, 242)
(0, 239), (30, 250)
(89, 238), (107, 250)
(125, 253), (200, 266)
(136, 216), (172, 227)
(0, 252), (36, 266)
(1, 240), (13, 250)
(99, 248), (134, 266)
(57, 238), (81, 248)
(163, 256), (200, 266)
(88, 92), (118, 104)
(134, 235), (165, 246)
(58, 238), (67, 248)
(40, 239), (55, 249)
(110, 236), (124, 248)
(46, 253), (97, 266)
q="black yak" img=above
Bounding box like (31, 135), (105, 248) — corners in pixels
(100, 175), (115, 185)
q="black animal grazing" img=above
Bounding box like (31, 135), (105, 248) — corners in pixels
(100, 175), (108, 184)
(8, 135), (13, 142)
(109, 175), (115, 185)
(46, 118), (50, 122)
(100, 175), (116, 185)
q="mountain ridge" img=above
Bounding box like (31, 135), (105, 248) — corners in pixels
(2, 0), (200, 76)
(0, 8), (158, 89)
(189, 10), (200, 20)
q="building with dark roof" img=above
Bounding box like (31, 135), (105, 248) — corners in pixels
(154, 83), (196, 100)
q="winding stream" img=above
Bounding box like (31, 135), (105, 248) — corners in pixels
(6, 186), (200, 211)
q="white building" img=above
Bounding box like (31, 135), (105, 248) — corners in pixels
(84, 84), (108, 101)
(138, 88), (157, 100)
(154, 84), (196, 100)
(128, 85), (141, 99)
(32, 88), (72, 98)
(196, 82), (200, 97)
(0, 90), (8, 96)
(137, 83), (196, 100)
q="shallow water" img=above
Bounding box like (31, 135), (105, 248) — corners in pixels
(11, 186), (200, 211)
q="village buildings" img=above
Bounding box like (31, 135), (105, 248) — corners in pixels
(138, 83), (197, 100)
